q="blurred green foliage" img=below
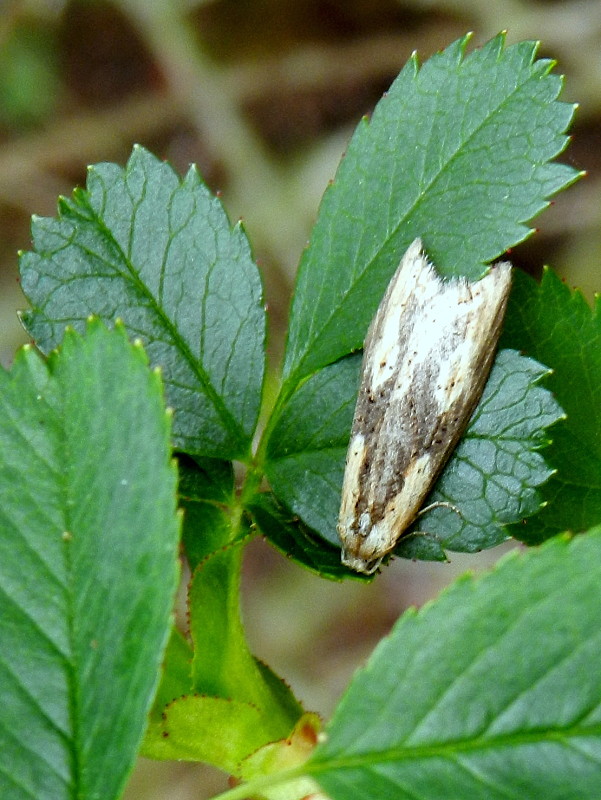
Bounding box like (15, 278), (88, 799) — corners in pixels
(0, 21), (59, 128)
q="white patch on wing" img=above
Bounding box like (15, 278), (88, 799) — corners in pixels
(337, 432), (366, 540)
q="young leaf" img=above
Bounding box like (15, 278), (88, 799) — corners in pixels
(238, 713), (323, 799)
(305, 527), (601, 800)
(188, 540), (302, 737)
(500, 267), (601, 543)
(147, 626), (194, 722)
(145, 676), (310, 772)
(264, 349), (562, 563)
(145, 540), (303, 768)
(0, 321), (180, 800)
(142, 628), (280, 770)
(19, 145), (266, 460)
(143, 694), (281, 771)
(281, 33), (577, 389)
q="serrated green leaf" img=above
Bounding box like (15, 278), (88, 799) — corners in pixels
(19, 145), (266, 460)
(142, 620), (303, 770)
(500, 267), (601, 543)
(144, 631), (303, 768)
(263, 349), (562, 564)
(0, 321), (180, 800)
(189, 539), (258, 700)
(395, 348), (564, 560)
(304, 527), (601, 800)
(147, 539), (303, 768)
(247, 492), (367, 581)
(282, 33), (577, 388)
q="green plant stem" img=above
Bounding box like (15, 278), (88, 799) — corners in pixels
(210, 764), (309, 800)
(238, 372), (298, 509)
(249, 376), (299, 473)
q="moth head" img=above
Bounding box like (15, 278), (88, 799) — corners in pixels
(339, 507), (396, 574)
(341, 548), (383, 575)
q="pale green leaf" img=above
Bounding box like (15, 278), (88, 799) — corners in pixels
(0, 321), (180, 800)
(307, 528), (601, 799)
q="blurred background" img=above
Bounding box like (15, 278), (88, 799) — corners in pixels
(1, 1), (599, 797)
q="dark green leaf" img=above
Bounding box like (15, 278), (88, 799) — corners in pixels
(0, 321), (180, 800)
(265, 354), (359, 542)
(500, 267), (601, 543)
(19, 145), (266, 459)
(282, 34), (577, 389)
(264, 349), (562, 563)
(307, 527), (601, 800)
(248, 492), (368, 581)
(177, 453), (241, 569)
(396, 349), (564, 560)
(177, 452), (234, 504)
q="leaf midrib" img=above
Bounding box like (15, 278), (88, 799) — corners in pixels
(74, 199), (249, 456)
(308, 723), (601, 773)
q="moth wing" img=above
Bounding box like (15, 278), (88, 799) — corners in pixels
(339, 238), (512, 573)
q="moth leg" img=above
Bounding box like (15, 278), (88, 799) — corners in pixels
(417, 500), (463, 522)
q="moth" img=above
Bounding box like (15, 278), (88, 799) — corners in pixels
(338, 238), (512, 574)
